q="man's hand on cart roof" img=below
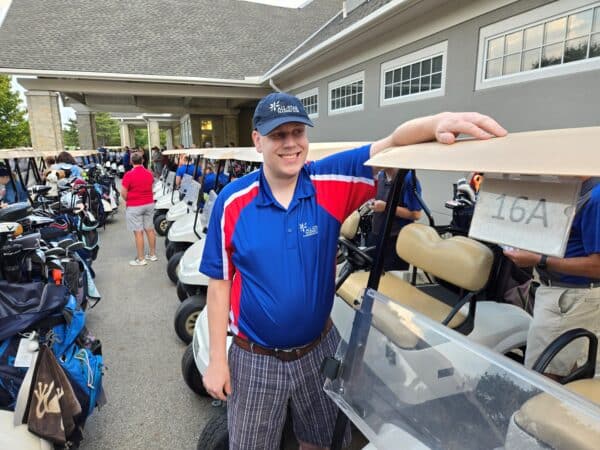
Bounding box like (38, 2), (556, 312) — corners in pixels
(370, 111), (507, 156)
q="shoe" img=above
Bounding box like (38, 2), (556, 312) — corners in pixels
(129, 258), (148, 266)
(145, 254), (158, 262)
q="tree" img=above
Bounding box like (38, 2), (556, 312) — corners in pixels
(63, 117), (79, 148)
(94, 112), (121, 146)
(134, 128), (148, 148)
(0, 75), (30, 148)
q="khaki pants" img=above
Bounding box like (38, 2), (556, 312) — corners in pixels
(525, 285), (600, 376)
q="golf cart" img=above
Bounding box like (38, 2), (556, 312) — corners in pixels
(153, 148), (200, 236)
(324, 127), (600, 450)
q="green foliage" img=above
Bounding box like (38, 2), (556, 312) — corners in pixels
(134, 128), (148, 148)
(62, 117), (79, 148)
(94, 112), (121, 146)
(0, 75), (30, 148)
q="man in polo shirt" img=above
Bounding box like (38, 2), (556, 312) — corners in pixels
(200, 92), (506, 450)
(121, 152), (158, 266)
(175, 155), (200, 188)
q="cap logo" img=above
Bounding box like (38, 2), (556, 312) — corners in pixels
(269, 100), (299, 114)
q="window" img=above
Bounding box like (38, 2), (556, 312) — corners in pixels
(380, 41), (447, 106)
(476, 1), (600, 89)
(328, 72), (364, 115)
(297, 88), (319, 118)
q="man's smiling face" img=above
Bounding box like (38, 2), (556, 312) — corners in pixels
(253, 122), (308, 183)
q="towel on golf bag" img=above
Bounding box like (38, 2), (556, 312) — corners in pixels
(0, 282), (70, 341)
(0, 336), (27, 410)
(25, 345), (81, 445)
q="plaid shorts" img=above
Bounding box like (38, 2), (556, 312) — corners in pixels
(125, 203), (154, 231)
(227, 325), (351, 449)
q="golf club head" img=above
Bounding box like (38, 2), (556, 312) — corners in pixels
(66, 241), (85, 253)
(56, 238), (75, 249)
(46, 258), (64, 271)
(45, 247), (65, 257)
(30, 249), (46, 264)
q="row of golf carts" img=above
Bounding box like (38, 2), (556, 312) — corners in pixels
(155, 129), (599, 450)
(0, 148), (116, 448)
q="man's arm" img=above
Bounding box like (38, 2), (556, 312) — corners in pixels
(203, 278), (232, 401)
(120, 187), (128, 201)
(504, 249), (600, 279)
(369, 112), (507, 157)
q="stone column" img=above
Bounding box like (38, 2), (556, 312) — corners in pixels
(129, 127), (137, 148)
(75, 112), (97, 150)
(119, 122), (131, 148)
(224, 114), (239, 147)
(147, 120), (160, 149)
(25, 91), (64, 152)
(165, 128), (174, 149)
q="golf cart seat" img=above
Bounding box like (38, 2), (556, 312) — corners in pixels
(337, 223), (494, 335)
(340, 210), (360, 240)
(0, 202), (32, 222)
(508, 378), (600, 450)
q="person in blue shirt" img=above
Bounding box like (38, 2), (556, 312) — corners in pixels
(175, 155), (200, 187)
(52, 151), (83, 179)
(0, 165), (28, 206)
(504, 178), (600, 378)
(367, 168), (422, 271)
(200, 92), (506, 450)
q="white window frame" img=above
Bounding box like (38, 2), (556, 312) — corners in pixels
(476, 0), (600, 90)
(297, 87), (319, 119)
(380, 41), (448, 106)
(328, 71), (365, 116)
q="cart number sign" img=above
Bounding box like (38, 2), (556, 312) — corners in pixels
(469, 177), (581, 257)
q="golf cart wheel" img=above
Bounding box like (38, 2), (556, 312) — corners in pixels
(181, 343), (208, 396)
(154, 213), (169, 236)
(174, 295), (206, 343)
(166, 241), (189, 260)
(197, 408), (228, 450)
(177, 280), (189, 301)
(167, 251), (184, 284)
(178, 282), (207, 302)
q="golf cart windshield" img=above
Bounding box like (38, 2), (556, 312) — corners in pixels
(326, 127), (600, 450)
(325, 289), (600, 450)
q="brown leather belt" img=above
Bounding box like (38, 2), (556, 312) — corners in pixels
(233, 318), (333, 362)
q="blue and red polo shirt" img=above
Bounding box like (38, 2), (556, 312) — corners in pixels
(200, 145), (375, 348)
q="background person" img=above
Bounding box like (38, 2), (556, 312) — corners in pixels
(504, 177), (600, 378)
(0, 165), (28, 206)
(53, 151), (83, 179)
(200, 92), (506, 450)
(175, 155), (200, 187)
(367, 168), (422, 271)
(121, 152), (157, 266)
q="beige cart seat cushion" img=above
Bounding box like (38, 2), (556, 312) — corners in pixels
(396, 224), (494, 292)
(514, 379), (600, 450)
(340, 210), (360, 240)
(337, 271), (465, 329)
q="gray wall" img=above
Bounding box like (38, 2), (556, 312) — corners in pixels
(289, 0), (599, 222)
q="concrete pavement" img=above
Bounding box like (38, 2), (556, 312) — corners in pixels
(79, 213), (214, 450)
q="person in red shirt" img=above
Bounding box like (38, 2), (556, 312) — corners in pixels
(121, 152), (158, 266)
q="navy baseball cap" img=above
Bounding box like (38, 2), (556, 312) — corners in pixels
(253, 92), (313, 135)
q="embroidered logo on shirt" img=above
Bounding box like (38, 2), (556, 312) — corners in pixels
(269, 100), (300, 114)
(299, 222), (318, 237)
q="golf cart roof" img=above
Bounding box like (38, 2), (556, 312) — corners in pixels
(197, 142), (368, 164)
(162, 148), (205, 156)
(308, 142), (368, 161)
(0, 148), (37, 159)
(366, 127), (600, 177)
